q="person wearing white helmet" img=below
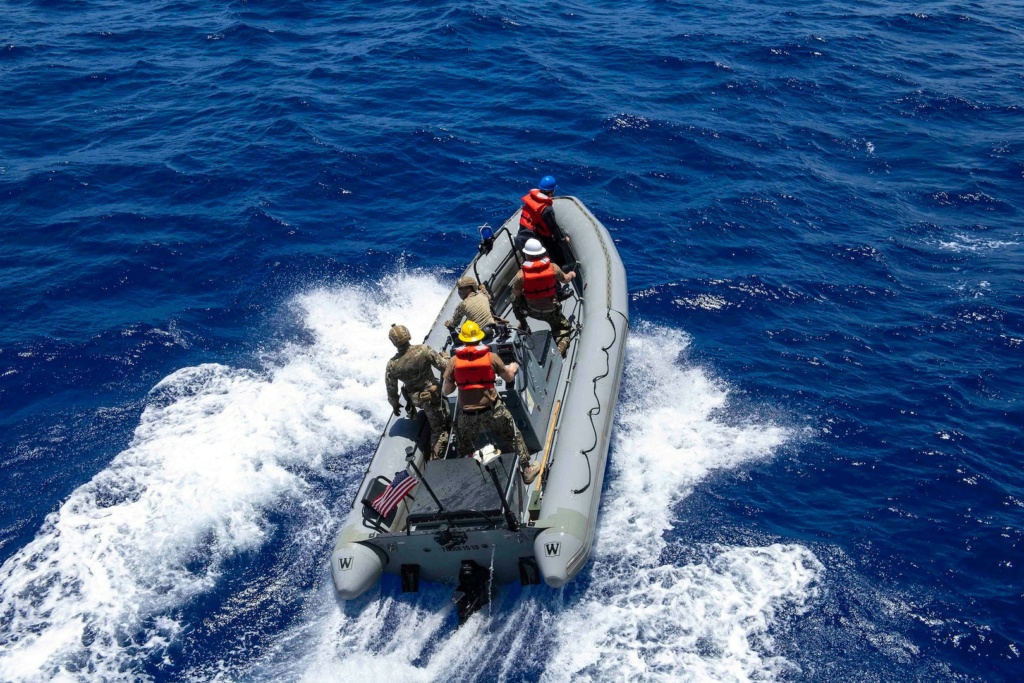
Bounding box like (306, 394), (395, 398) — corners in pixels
(511, 238), (576, 357)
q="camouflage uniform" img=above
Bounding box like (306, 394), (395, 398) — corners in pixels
(454, 401), (530, 467)
(442, 349), (531, 467)
(386, 344), (451, 459)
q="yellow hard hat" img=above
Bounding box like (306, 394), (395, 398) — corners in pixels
(459, 320), (486, 343)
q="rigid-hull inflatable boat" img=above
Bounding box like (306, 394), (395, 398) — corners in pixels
(331, 196), (628, 620)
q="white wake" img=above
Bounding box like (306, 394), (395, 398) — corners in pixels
(0, 273), (823, 683)
(0, 272), (450, 682)
(233, 320), (824, 683)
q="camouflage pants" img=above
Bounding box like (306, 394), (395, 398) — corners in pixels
(454, 401), (530, 466)
(411, 387), (451, 460)
(512, 296), (572, 354)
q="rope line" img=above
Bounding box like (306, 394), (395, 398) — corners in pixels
(573, 201), (619, 495)
(572, 309), (617, 495)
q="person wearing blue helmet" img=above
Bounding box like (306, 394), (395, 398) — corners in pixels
(516, 175), (571, 266)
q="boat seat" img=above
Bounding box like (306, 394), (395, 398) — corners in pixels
(405, 454), (516, 529)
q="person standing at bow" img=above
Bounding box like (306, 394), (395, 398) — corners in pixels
(385, 324), (451, 460)
(442, 321), (539, 484)
(511, 239), (576, 357)
(516, 175), (571, 267)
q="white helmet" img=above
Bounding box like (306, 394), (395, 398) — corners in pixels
(522, 238), (546, 257)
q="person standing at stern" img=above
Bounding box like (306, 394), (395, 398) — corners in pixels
(385, 324), (451, 460)
(443, 321), (538, 484)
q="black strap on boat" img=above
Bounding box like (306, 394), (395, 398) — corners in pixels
(484, 461), (520, 532)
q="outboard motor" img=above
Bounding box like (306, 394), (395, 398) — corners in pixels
(453, 560), (492, 624)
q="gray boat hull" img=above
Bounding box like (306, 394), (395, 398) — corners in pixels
(331, 196), (628, 602)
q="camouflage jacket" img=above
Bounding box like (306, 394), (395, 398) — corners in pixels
(386, 344), (448, 408)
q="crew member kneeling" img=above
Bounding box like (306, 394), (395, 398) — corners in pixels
(512, 238), (576, 358)
(444, 276), (496, 337)
(442, 321), (539, 484)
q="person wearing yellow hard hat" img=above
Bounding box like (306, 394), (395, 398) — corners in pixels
(442, 321), (539, 484)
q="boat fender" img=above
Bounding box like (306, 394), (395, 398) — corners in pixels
(331, 542), (386, 600)
(534, 506), (590, 588)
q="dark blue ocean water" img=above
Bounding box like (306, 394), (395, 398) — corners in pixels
(2, 1), (1022, 681)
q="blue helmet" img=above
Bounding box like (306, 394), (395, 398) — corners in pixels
(539, 175), (557, 191)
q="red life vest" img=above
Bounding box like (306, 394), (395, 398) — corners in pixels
(453, 344), (495, 390)
(519, 189), (553, 237)
(522, 257), (557, 301)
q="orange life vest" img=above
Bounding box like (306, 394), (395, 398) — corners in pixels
(518, 189), (553, 237)
(522, 257), (557, 301)
(453, 344), (495, 390)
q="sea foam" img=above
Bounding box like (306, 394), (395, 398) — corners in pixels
(1, 274), (822, 683)
(228, 318), (823, 683)
(0, 272), (449, 682)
